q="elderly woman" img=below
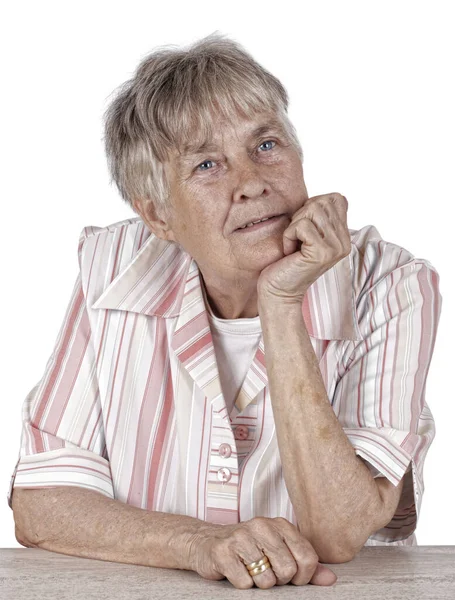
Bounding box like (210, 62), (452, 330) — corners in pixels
(9, 33), (442, 590)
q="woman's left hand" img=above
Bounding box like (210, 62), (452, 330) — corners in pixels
(257, 193), (351, 304)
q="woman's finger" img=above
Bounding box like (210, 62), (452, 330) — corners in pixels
(271, 518), (338, 587)
(283, 216), (322, 255)
(236, 544), (277, 589)
(316, 199), (351, 253)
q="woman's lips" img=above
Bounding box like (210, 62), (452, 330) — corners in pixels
(235, 214), (286, 233)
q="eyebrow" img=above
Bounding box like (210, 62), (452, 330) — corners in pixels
(176, 119), (288, 166)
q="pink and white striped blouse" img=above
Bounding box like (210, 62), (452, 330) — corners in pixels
(8, 217), (442, 546)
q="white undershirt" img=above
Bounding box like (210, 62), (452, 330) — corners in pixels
(201, 283), (262, 415)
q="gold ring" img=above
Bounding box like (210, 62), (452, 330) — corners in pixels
(245, 555), (271, 575)
(249, 561), (272, 576)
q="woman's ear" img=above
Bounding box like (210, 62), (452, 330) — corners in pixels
(132, 198), (176, 243)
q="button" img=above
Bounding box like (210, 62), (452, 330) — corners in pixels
(219, 443), (232, 458)
(234, 425), (249, 440)
(217, 467), (232, 483)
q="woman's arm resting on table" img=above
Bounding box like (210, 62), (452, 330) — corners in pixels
(11, 486), (210, 570)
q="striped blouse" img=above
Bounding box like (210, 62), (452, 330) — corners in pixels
(8, 216), (442, 546)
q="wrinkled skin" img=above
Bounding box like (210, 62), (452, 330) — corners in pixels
(257, 193), (350, 303)
(187, 516), (338, 589)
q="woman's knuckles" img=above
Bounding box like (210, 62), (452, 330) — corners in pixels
(192, 517), (330, 588)
(273, 563), (298, 585)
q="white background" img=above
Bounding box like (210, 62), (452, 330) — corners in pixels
(1, 0), (453, 548)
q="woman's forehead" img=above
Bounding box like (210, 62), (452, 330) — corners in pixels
(175, 110), (285, 159)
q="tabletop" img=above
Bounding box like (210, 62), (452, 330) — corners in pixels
(1, 546), (454, 599)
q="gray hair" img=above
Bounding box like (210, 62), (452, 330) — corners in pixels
(103, 31), (303, 221)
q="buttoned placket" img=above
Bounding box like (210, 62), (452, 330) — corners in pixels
(206, 388), (261, 525)
(216, 424), (251, 486)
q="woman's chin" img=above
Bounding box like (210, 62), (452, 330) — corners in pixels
(243, 241), (287, 264)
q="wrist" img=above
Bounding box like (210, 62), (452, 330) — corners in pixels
(183, 522), (222, 572)
(258, 294), (305, 316)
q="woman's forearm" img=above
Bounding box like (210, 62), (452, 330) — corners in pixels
(12, 486), (211, 570)
(258, 297), (384, 560)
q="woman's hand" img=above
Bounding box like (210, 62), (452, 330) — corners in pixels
(257, 193), (351, 304)
(186, 516), (337, 589)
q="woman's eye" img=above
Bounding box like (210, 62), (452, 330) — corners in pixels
(197, 160), (215, 171)
(259, 140), (276, 152)
(196, 140), (276, 172)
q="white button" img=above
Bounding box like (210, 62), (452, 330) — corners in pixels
(219, 443), (232, 458)
(217, 467), (232, 482)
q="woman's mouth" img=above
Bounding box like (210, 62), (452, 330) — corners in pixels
(235, 214), (286, 233)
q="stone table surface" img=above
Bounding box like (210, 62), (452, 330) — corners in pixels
(1, 546), (454, 599)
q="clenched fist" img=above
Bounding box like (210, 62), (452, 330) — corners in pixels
(257, 192), (350, 304)
(186, 516), (337, 589)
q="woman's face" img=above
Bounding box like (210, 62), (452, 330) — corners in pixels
(140, 110), (309, 281)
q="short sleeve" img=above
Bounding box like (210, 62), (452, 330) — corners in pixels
(7, 230), (114, 510)
(333, 258), (442, 543)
